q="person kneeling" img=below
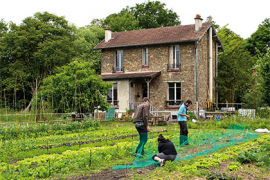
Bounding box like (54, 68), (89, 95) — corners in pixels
(152, 134), (177, 167)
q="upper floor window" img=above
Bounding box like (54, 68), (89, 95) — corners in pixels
(107, 83), (118, 107)
(115, 50), (123, 72)
(142, 48), (148, 66)
(168, 45), (180, 70)
(167, 82), (181, 106)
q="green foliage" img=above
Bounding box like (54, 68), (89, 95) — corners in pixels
(73, 25), (104, 74)
(103, 1), (180, 32)
(227, 162), (241, 171)
(187, 111), (196, 120)
(103, 9), (140, 32)
(207, 171), (242, 180)
(242, 70), (266, 108)
(36, 61), (111, 113)
(235, 144), (270, 167)
(132, 1), (180, 29)
(0, 12), (76, 110)
(257, 50), (270, 105)
(216, 25), (254, 103)
(0, 120), (100, 140)
(245, 18), (270, 56)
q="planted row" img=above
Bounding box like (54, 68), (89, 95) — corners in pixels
(0, 120), (100, 140)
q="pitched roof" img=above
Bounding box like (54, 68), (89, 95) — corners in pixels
(101, 71), (161, 80)
(94, 22), (219, 49)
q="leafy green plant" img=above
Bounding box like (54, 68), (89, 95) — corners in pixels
(207, 171), (242, 180)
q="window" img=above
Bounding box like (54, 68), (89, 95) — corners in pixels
(168, 45), (180, 70)
(167, 82), (181, 106)
(173, 45), (180, 68)
(115, 50), (123, 72)
(107, 83), (118, 106)
(142, 48), (148, 66)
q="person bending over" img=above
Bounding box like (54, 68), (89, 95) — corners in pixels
(152, 134), (177, 167)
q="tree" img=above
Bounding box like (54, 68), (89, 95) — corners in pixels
(245, 18), (270, 56)
(0, 12), (76, 110)
(37, 61), (112, 113)
(103, 1), (180, 32)
(132, 1), (180, 29)
(103, 11), (140, 32)
(73, 25), (105, 74)
(258, 50), (270, 105)
(216, 26), (254, 103)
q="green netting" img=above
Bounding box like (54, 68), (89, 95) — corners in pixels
(112, 123), (258, 170)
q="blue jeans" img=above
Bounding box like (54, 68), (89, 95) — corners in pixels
(135, 125), (148, 155)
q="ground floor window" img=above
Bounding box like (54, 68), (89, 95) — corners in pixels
(167, 82), (181, 106)
(107, 83), (118, 106)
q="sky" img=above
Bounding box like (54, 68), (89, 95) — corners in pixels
(1, 0), (269, 39)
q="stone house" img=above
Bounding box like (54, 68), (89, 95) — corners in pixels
(94, 15), (223, 116)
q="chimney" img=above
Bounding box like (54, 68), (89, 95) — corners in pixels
(207, 16), (212, 23)
(105, 25), (111, 43)
(194, 14), (203, 32)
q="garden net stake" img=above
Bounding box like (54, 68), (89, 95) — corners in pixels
(48, 159), (51, 177)
(89, 150), (92, 168)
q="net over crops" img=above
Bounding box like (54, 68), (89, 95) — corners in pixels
(113, 124), (258, 170)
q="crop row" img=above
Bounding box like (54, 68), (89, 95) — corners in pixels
(0, 120), (100, 140)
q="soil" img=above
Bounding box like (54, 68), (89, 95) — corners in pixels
(65, 165), (156, 180)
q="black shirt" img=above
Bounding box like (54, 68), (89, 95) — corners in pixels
(158, 139), (177, 155)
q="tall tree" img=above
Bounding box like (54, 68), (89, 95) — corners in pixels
(258, 50), (270, 105)
(0, 12), (76, 110)
(37, 61), (112, 113)
(245, 18), (270, 56)
(73, 25), (104, 74)
(103, 1), (180, 32)
(132, 1), (180, 29)
(103, 10), (140, 32)
(216, 26), (254, 103)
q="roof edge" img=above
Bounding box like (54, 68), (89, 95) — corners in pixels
(93, 40), (197, 50)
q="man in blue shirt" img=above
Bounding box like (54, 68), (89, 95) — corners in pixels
(178, 100), (192, 145)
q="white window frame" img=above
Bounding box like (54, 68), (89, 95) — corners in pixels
(107, 83), (118, 106)
(173, 45), (180, 69)
(167, 82), (182, 106)
(116, 50), (123, 72)
(143, 47), (148, 66)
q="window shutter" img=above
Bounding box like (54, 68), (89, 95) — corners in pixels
(142, 48), (145, 65)
(169, 46), (173, 64)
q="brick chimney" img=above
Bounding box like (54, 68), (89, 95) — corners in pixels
(194, 14), (203, 32)
(105, 25), (111, 43)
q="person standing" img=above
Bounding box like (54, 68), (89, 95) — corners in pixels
(133, 97), (150, 157)
(178, 100), (192, 145)
(152, 134), (177, 167)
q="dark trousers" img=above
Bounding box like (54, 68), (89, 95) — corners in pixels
(135, 125), (148, 155)
(178, 121), (189, 145)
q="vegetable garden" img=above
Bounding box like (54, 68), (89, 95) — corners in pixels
(0, 115), (270, 179)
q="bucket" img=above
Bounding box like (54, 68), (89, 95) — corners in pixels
(216, 116), (221, 122)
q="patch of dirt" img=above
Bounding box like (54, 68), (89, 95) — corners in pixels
(65, 166), (156, 180)
(207, 160), (270, 180)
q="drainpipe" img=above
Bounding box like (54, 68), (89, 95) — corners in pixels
(209, 26), (213, 103)
(195, 40), (199, 118)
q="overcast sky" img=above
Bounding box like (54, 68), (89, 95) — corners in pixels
(1, 0), (269, 39)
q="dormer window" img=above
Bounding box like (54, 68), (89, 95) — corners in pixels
(142, 48), (148, 66)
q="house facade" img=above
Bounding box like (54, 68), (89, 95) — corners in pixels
(94, 15), (223, 115)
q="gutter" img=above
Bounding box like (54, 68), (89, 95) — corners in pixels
(93, 39), (197, 50)
(195, 40), (199, 118)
